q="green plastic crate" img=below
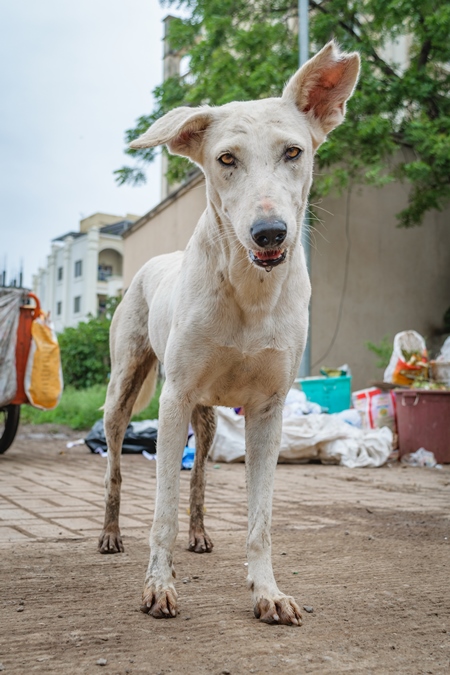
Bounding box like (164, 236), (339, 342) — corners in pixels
(297, 375), (352, 413)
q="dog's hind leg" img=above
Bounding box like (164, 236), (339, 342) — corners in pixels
(98, 315), (157, 554)
(188, 405), (216, 553)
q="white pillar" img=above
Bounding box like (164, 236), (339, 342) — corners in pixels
(63, 236), (73, 326)
(85, 227), (99, 318)
(45, 251), (55, 317)
(34, 268), (45, 303)
(48, 243), (59, 319)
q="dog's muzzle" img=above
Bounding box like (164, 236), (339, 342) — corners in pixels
(249, 249), (287, 268)
(249, 219), (287, 269)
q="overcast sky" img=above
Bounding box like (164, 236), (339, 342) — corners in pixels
(0, 0), (173, 287)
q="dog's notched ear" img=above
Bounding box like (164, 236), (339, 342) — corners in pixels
(129, 105), (214, 162)
(283, 40), (360, 146)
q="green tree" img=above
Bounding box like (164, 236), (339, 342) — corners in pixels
(58, 297), (120, 389)
(116, 0), (450, 227)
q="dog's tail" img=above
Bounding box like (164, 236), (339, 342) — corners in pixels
(131, 361), (159, 416)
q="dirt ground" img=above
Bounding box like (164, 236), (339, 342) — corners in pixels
(0, 424), (449, 674)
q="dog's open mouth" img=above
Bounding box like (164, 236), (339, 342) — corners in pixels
(249, 249), (287, 268)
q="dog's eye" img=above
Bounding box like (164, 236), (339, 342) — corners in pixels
(285, 147), (302, 160)
(218, 153), (235, 166)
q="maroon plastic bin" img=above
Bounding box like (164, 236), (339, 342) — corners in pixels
(394, 389), (450, 464)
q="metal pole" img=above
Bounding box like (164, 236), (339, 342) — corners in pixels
(299, 0), (309, 66)
(298, 0), (311, 378)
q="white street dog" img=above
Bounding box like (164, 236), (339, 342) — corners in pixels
(98, 41), (360, 625)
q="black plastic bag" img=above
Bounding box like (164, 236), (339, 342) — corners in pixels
(85, 419), (157, 455)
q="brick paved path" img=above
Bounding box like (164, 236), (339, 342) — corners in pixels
(0, 425), (449, 674)
(1, 426), (449, 548)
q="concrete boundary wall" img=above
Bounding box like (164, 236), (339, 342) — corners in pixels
(123, 175), (450, 389)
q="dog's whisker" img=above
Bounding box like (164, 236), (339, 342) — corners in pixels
(308, 202), (335, 217)
(309, 225), (330, 246)
(303, 233), (318, 253)
(306, 204), (324, 219)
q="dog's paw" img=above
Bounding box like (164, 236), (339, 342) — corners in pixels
(98, 529), (124, 554)
(188, 527), (213, 553)
(140, 584), (178, 618)
(254, 595), (302, 626)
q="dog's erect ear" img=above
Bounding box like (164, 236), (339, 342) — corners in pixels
(282, 41), (360, 146)
(129, 105), (214, 163)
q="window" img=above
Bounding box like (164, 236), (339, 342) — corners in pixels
(74, 260), (82, 277)
(57, 267), (63, 281)
(98, 297), (107, 317)
(74, 296), (81, 313)
(179, 55), (194, 84)
(98, 264), (113, 281)
(57, 301), (62, 315)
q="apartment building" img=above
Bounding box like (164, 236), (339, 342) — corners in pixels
(33, 212), (138, 332)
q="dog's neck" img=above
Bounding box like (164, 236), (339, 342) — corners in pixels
(195, 197), (305, 315)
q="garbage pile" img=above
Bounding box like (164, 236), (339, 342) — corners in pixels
(384, 330), (450, 390)
(204, 388), (393, 468)
(85, 331), (450, 469)
(382, 331), (450, 466)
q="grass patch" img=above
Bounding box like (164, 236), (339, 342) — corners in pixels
(20, 382), (162, 431)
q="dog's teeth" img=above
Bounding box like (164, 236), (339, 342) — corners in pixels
(265, 266), (273, 273)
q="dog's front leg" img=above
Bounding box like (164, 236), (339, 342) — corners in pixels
(141, 388), (192, 618)
(245, 403), (302, 626)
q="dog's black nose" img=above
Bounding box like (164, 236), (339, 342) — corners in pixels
(250, 219), (287, 248)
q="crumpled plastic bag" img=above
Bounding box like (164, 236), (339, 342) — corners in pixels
(384, 330), (428, 386)
(400, 447), (440, 468)
(430, 336), (450, 386)
(436, 336), (450, 363)
(283, 387), (324, 417)
(85, 418), (158, 455)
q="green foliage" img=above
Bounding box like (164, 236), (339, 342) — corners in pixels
(58, 319), (111, 389)
(118, 0), (450, 227)
(58, 296), (121, 389)
(366, 336), (393, 370)
(20, 385), (109, 429)
(20, 382), (162, 431)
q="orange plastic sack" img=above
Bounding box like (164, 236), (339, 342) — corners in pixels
(24, 313), (63, 410)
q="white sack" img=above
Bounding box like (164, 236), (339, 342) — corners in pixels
(211, 407), (246, 463)
(210, 407), (392, 468)
(384, 329), (427, 384)
(320, 426), (393, 468)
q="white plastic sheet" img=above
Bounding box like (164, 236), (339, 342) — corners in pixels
(209, 396), (393, 468)
(0, 289), (23, 407)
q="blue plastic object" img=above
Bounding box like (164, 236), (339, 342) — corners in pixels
(298, 375), (352, 414)
(181, 446), (195, 470)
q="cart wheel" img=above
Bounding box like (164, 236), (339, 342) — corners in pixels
(0, 405), (21, 454)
